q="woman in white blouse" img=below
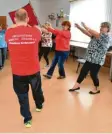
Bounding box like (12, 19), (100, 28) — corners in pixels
(39, 23), (52, 68)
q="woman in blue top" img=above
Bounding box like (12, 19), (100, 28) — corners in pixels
(0, 25), (7, 70)
(69, 22), (111, 94)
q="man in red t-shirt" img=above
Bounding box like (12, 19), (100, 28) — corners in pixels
(5, 9), (44, 128)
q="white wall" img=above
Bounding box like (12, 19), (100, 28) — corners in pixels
(0, 0), (40, 26)
(69, 0), (106, 42)
(38, 0), (70, 27)
(106, 0), (112, 23)
(0, 0), (28, 25)
(31, 0), (41, 23)
(0, 0), (70, 27)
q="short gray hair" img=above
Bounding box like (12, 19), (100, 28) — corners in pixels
(101, 22), (111, 32)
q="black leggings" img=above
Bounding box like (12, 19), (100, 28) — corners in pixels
(39, 47), (51, 65)
(77, 61), (101, 87)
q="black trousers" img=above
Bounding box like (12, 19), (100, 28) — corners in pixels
(77, 61), (101, 87)
(39, 47), (51, 65)
(13, 72), (44, 123)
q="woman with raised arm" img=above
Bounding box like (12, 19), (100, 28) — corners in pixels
(39, 23), (52, 68)
(43, 21), (71, 79)
(69, 22), (111, 94)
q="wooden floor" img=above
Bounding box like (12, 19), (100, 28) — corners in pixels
(0, 56), (112, 133)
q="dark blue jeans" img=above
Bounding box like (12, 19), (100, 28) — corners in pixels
(13, 72), (44, 123)
(0, 48), (7, 67)
(47, 51), (69, 77)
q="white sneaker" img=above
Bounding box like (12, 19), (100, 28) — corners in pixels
(36, 108), (42, 112)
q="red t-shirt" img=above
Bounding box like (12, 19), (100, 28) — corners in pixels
(5, 25), (41, 76)
(48, 28), (71, 51)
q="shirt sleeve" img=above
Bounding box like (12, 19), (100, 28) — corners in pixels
(48, 28), (71, 39)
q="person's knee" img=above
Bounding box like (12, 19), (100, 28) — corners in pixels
(90, 72), (94, 79)
(80, 68), (88, 77)
(18, 93), (28, 103)
(44, 54), (47, 59)
(90, 72), (98, 82)
(39, 53), (43, 57)
(90, 73), (99, 86)
(58, 61), (63, 69)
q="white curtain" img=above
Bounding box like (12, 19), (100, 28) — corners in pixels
(69, 0), (106, 42)
(106, 0), (112, 23)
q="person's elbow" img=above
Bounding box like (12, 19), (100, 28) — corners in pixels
(95, 34), (100, 39)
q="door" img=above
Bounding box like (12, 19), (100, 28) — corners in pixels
(0, 16), (7, 30)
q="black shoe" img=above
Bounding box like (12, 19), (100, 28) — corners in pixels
(43, 74), (51, 79)
(89, 90), (100, 95)
(57, 76), (66, 79)
(69, 87), (80, 92)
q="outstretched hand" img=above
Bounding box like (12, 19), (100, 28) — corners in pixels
(75, 23), (81, 29)
(81, 22), (86, 28)
(41, 27), (48, 33)
(43, 25), (48, 29)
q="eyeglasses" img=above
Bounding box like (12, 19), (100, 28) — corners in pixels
(100, 25), (108, 28)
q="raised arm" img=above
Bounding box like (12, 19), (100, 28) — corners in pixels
(81, 22), (100, 38)
(75, 23), (92, 37)
(48, 28), (71, 39)
(47, 27), (58, 35)
(43, 25), (70, 38)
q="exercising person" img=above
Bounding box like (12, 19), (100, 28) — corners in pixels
(0, 25), (7, 70)
(43, 21), (71, 79)
(5, 9), (44, 128)
(69, 22), (111, 94)
(39, 23), (52, 68)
